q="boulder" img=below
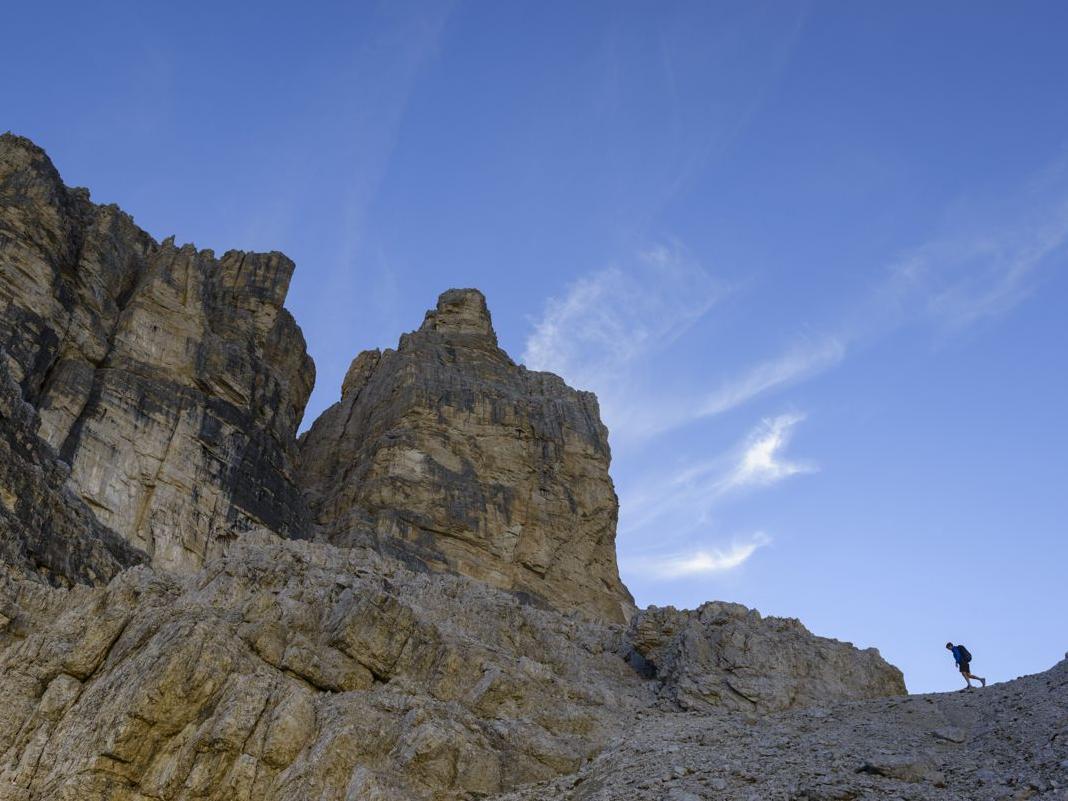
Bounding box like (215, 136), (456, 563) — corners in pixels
(627, 601), (906, 712)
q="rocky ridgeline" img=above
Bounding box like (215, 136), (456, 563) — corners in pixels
(496, 659), (1068, 801)
(628, 603), (906, 714)
(3, 134), (1055, 801)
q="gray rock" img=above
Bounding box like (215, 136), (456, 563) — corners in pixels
(932, 725), (967, 743)
(627, 601), (906, 712)
(0, 354), (144, 585)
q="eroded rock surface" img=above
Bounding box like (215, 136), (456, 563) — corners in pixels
(629, 602), (907, 713)
(300, 289), (635, 623)
(0, 533), (651, 801)
(495, 660), (1068, 801)
(0, 134), (314, 571)
(0, 136), (1013, 801)
(0, 359), (143, 586)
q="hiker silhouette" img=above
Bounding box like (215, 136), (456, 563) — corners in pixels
(946, 642), (986, 689)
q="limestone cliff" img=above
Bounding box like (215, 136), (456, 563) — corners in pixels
(0, 136), (963, 801)
(0, 358), (144, 586)
(0, 134), (314, 572)
(299, 289), (635, 623)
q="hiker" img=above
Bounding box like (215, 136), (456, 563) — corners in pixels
(946, 642), (986, 689)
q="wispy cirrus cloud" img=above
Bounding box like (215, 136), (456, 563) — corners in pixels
(621, 412), (814, 539)
(724, 411), (816, 489)
(624, 532), (771, 578)
(858, 158), (1068, 340)
(523, 243), (725, 378)
(528, 156), (1068, 586)
(522, 243), (728, 441)
(885, 202), (1068, 332)
(697, 339), (845, 419)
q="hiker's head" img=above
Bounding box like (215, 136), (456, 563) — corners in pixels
(945, 642), (953, 650)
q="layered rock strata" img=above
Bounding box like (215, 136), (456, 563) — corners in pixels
(0, 532), (915, 801)
(0, 134), (313, 572)
(0, 359), (144, 586)
(300, 289), (635, 623)
(628, 602), (906, 713)
(0, 136), (927, 801)
(0, 533), (652, 801)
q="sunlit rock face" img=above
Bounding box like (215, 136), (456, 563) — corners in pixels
(0, 136), (929, 801)
(0, 134), (314, 571)
(300, 288), (637, 624)
(627, 601), (908, 713)
(0, 534), (652, 801)
(0, 356), (144, 586)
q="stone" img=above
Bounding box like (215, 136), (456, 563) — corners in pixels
(494, 659), (1068, 800)
(0, 533), (648, 800)
(857, 753), (942, 784)
(5, 135), (1066, 801)
(0, 133), (314, 573)
(627, 601), (906, 713)
(932, 725), (967, 743)
(0, 354), (144, 586)
(299, 288), (635, 623)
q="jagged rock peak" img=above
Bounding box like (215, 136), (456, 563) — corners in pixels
(0, 133), (315, 575)
(418, 287), (498, 343)
(300, 288), (635, 623)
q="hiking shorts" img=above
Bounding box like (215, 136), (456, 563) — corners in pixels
(959, 661), (971, 674)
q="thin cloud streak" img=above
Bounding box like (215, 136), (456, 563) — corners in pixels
(620, 412), (814, 539)
(624, 532), (771, 578)
(522, 243), (727, 442)
(698, 338), (845, 420)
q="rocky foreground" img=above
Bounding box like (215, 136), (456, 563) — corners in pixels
(498, 660), (1068, 801)
(0, 133), (1062, 801)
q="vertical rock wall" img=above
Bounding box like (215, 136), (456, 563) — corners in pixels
(0, 134), (314, 572)
(300, 289), (636, 623)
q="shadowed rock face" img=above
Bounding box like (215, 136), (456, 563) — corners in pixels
(0, 357), (144, 586)
(299, 289), (636, 623)
(0, 134), (314, 572)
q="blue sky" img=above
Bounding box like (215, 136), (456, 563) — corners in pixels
(5, 1), (1066, 693)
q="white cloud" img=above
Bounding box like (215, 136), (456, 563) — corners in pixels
(625, 532), (770, 578)
(522, 243), (727, 440)
(619, 412), (813, 540)
(697, 339), (845, 419)
(724, 411), (816, 490)
(523, 243), (725, 377)
(868, 166), (1068, 336)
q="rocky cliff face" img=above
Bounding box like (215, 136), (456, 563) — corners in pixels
(300, 289), (635, 623)
(0, 358), (144, 587)
(0, 136), (978, 801)
(0, 134), (313, 572)
(498, 658), (1068, 801)
(0, 533), (651, 801)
